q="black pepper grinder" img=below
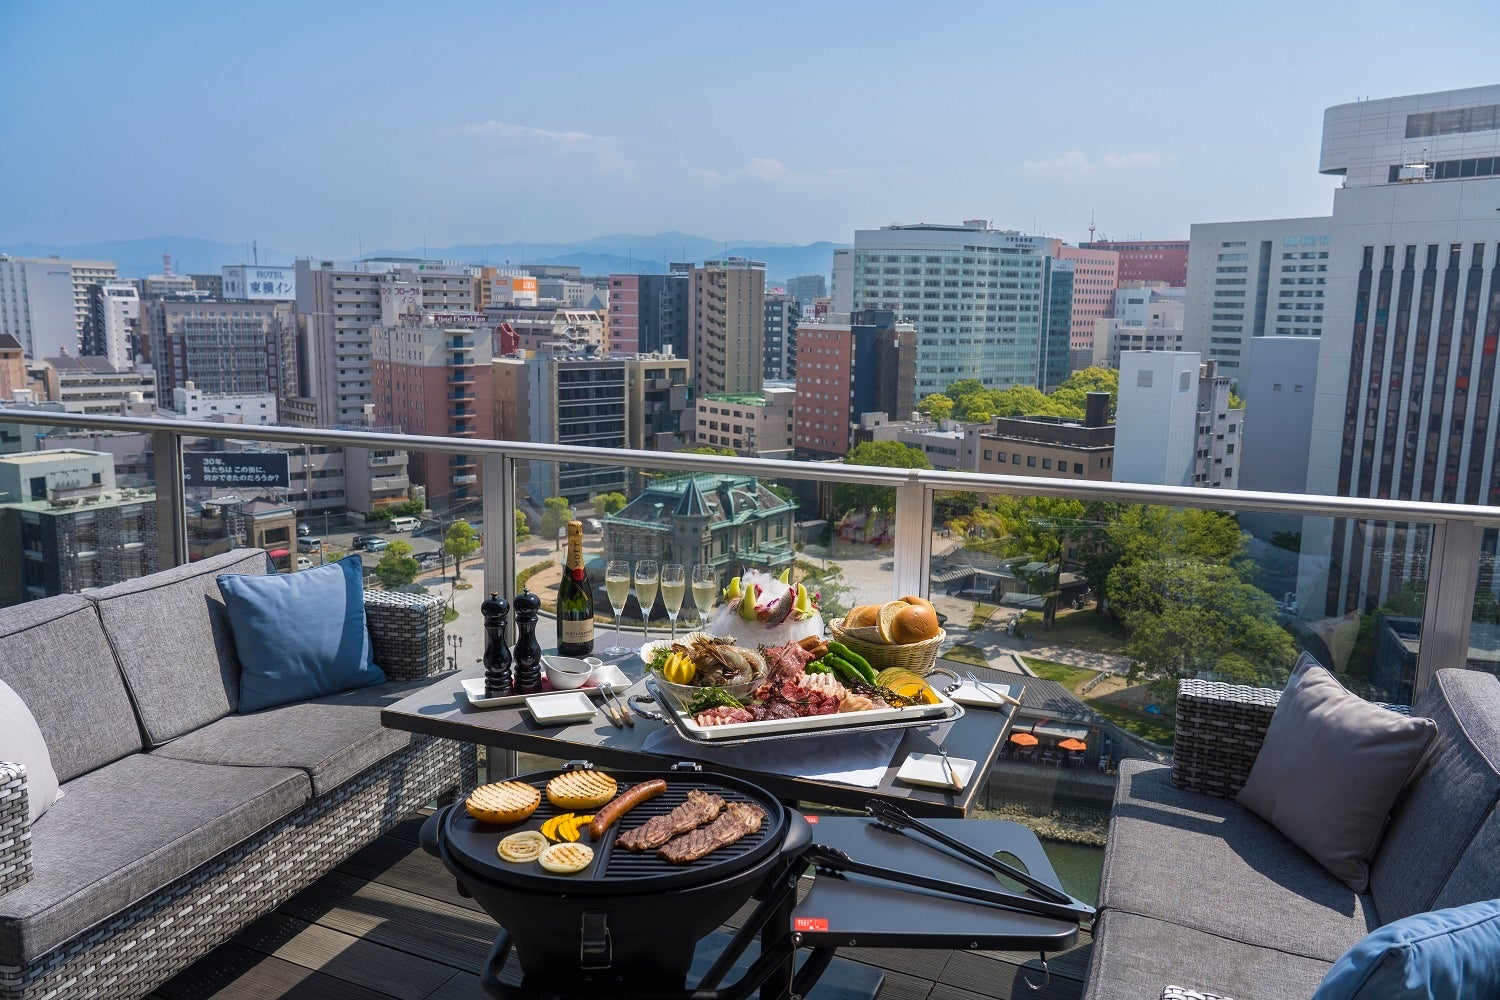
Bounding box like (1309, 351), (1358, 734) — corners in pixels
(512, 587), (543, 694)
(481, 591), (513, 698)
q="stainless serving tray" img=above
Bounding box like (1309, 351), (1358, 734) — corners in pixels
(640, 677), (964, 746)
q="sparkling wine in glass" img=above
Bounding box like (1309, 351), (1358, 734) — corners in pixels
(692, 564), (718, 629)
(604, 560), (632, 657)
(634, 560), (659, 647)
(660, 563), (685, 642)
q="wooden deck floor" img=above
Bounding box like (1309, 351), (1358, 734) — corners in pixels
(149, 817), (1091, 1000)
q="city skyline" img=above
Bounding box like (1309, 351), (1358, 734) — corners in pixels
(4, 2), (1499, 257)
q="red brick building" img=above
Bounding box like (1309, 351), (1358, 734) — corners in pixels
(1080, 240), (1189, 287)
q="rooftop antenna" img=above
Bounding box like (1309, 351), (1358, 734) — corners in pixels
(162, 253), (172, 276)
(1088, 211), (1096, 244)
(252, 240), (259, 266)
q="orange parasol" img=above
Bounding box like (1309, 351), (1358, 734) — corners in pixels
(1059, 738), (1088, 752)
(1008, 732), (1039, 746)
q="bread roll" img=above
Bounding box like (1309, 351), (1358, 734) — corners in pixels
(888, 603), (941, 644)
(845, 604), (880, 629)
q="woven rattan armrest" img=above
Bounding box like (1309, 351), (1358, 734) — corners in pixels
(0, 760), (33, 899)
(364, 589), (447, 681)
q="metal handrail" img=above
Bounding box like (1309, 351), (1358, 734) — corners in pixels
(4, 406), (1494, 694)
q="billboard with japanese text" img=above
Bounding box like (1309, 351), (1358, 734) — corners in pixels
(183, 452), (291, 489)
(222, 265), (295, 301)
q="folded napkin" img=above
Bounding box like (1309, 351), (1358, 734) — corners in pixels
(640, 725), (903, 788)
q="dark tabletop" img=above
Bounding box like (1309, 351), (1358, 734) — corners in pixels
(381, 660), (1023, 818)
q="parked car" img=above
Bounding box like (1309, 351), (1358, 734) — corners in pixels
(351, 534), (381, 550)
(389, 516), (420, 532)
(363, 538), (390, 552)
(297, 522), (310, 536)
(297, 537), (322, 552)
(295, 556), (313, 571)
(582, 518), (603, 535)
(415, 551), (444, 568)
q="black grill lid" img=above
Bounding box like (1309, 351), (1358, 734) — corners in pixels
(441, 767), (789, 897)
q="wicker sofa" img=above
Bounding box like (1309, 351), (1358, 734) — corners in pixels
(1084, 668), (1500, 1000)
(0, 549), (476, 1000)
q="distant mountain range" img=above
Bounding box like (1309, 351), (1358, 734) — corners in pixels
(5, 232), (845, 286)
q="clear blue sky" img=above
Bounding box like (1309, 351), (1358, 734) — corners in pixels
(3, 1), (1498, 256)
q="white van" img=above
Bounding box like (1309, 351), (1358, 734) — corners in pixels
(295, 556), (314, 571)
(389, 516), (420, 532)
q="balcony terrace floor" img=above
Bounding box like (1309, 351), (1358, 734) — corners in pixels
(149, 815), (1091, 1000)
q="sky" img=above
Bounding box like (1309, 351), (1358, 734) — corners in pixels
(4, 1), (1500, 258)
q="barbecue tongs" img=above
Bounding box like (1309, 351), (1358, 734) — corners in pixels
(858, 800), (1097, 919)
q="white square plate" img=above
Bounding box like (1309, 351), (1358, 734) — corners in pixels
(463, 663), (632, 709)
(896, 752), (977, 790)
(949, 679), (1023, 709)
(526, 691), (597, 725)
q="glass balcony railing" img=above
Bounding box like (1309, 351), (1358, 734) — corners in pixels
(3, 407), (1499, 706)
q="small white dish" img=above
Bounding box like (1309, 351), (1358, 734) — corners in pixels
(543, 655), (594, 690)
(950, 680), (1022, 709)
(896, 752), (977, 790)
(526, 691), (597, 725)
(462, 663), (632, 709)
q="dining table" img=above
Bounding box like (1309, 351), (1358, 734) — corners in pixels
(380, 656), (1024, 818)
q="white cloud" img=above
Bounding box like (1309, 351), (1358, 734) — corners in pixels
(453, 120), (635, 178)
(690, 157), (868, 189)
(1021, 150), (1171, 175)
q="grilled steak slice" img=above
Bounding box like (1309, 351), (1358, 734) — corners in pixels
(617, 789), (725, 852)
(658, 801), (767, 864)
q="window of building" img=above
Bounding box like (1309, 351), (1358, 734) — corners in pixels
(1073, 463), (1083, 475)
(1026, 456), (1036, 467)
(1042, 458), (1052, 470)
(1137, 370), (1153, 388)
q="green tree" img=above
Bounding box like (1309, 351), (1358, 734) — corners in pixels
(1109, 557), (1295, 699)
(514, 509), (531, 541)
(679, 444), (737, 457)
(541, 496), (573, 551)
(917, 393), (955, 422)
(833, 441), (932, 515)
(1052, 366), (1120, 416)
(374, 541), (419, 589)
(944, 378), (986, 400)
(444, 520), (481, 580)
(595, 491), (627, 515)
(369, 498), (424, 522)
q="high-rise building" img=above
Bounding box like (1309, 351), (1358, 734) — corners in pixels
(294, 259), (475, 427)
(142, 299), (294, 402)
(1080, 240), (1190, 286)
(525, 355), (628, 503)
(0, 255), (117, 360)
(1056, 245), (1119, 370)
(763, 291), (800, 381)
(684, 258), (765, 396)
(1042, 259), (1075, 390)
(786, 275), (827, 309)
(40, 356), (157, 414)
(1237, 336), (1320, 539)
(85, 282), (141, 370)
(370, 308), (494, 505)
(1303, 85), (1500, 615)
(606, 273), (688, 356)
(850, 221), (1050, 400)
(475, 267), (538, 310)
(1183, 217), (1331, 382)
(1114, 352), (1242, 488)
(485, 306), (604, 356)
(792, 311), (913, 459)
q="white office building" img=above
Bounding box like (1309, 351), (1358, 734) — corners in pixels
(1237, 336), (1320, 539)
(0, 255), (118, 360)
(1183, 217), (1332, 383)
(1114, 352), (1242, 489)
(1303, 85), (1500, 616)
(89, 282), (141, 370)
(849, 221), (1048, 399)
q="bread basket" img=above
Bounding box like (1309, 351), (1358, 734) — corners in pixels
(828, 617), (947, 675)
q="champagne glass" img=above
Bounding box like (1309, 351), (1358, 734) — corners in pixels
(603, 560), (633, 657)
(633, 560), (659, 647)
(660, 563), (685, 642)
(692, 564), (718, 629)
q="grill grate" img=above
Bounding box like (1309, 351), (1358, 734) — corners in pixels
(443, 769), (785, 896)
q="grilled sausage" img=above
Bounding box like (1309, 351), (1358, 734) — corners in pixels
(589, 778), (667, 841)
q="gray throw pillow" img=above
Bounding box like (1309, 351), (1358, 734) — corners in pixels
(0, 677), (61, 825)
(1237, 663), (1435, 892)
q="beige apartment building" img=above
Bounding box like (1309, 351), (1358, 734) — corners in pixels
(694, 387), (795, 459)
(976, 413), (1115, 481)
(686, 258), (765, 396)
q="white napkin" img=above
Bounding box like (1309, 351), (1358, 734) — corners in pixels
(640, 726), (903, 788)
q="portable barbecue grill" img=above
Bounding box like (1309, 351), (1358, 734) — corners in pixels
(421, 763), (823, 1000)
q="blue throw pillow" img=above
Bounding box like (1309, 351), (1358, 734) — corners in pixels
(1312, 899), (1500, 999)
(218, 556), (386, 713)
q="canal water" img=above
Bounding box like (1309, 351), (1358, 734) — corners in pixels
(1039, 838), (1105, 907)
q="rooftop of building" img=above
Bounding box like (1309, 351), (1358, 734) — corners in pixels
(44, 355), (122, 373)
(1, 448), (110, 465)
(0, 334), (23, 352)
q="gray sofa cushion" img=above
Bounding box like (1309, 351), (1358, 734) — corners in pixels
(151, 677), (434, 796)
(1100, 760), (1379, 963)
(1369, 669), (1500, 922)
(0, 595), (142, 783)
(1083, 909), (1335, 1000)
(89, 548), (271, 746)
(0, 754), (309, 966)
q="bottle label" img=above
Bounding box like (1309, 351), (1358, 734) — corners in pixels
(560, 619), (594, 644)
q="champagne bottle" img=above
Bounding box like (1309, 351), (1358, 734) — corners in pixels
(556, 519), (595, 656)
